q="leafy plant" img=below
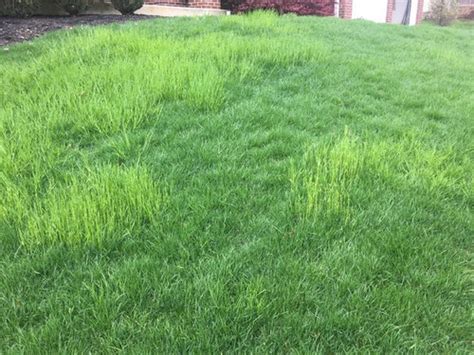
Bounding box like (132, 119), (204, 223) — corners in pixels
(111, 0), (144, 15)
(0, 0), (39, 17)
(430, 0), (458, 26)
(59, 0), (88, 15)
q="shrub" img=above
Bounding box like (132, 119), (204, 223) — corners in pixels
(221, 0), (335, 16)
(111, 0), (144, 15)
(58, 0), (88, 15)
(0, 0), (39, 17)
(430, 0), (458, 26)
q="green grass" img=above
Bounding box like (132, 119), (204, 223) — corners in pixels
(0, 12), (473, 352)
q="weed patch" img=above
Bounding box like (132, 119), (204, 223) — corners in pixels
(2, 166), (164, 247)
(290, 130), (472, 226)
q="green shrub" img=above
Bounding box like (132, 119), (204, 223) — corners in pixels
(111, 0), (144, 15)
(0, 0), (39, 17)
(430, 0), (458, 26)
(59, 0), (88, 15)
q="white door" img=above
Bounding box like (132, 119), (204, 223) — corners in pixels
(393, 0), (419, 25)
(352, 0), (389, 23)
(393, 0), (410, 24)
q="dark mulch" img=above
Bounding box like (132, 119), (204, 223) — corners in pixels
(0, 15), (154, 46)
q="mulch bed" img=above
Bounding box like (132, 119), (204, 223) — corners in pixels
(0, 15), (154, 46)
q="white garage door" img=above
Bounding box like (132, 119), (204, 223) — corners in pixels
(352, 0), (389, 23)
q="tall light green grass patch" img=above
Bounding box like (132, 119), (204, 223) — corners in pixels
(0, 13), (330, 244)
(11, 166), (164, 247)
(0, 15), (331, 243)
(0, 107), (66, 199)
(358, 134), (474, 201)
(290, 130), (364, 224)
(1, 19), (328, 138)
(290, 130), (472, 225)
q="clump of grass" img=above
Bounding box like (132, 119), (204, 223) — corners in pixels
(15, 166), (164, 247)
(290, 130), (472, 225)
(290, 129), (365, 224)
(370, 140), (473, 200)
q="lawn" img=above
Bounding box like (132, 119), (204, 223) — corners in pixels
(0, 12), (473, 352)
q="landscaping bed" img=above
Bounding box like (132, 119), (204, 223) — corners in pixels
(0, 15), (152, 46)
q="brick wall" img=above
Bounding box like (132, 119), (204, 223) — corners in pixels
(144, 0), (221, 9)
(339, 0), (352, 19)
(145, 0), (187, 6)
(459, 1), (474, 19)
(188, 0), (221, 8)
(386, 0), (394, 22)
(416, 0), (424, 23)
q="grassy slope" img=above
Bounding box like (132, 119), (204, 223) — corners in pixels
(0, 13), (473, 352)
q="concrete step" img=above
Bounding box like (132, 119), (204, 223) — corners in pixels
(136, 4), (230, 16)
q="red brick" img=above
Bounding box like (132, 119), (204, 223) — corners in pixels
(386, 0), (394, 23)
(416, 0), (424, 23)
(339, 0), (352, 19)
(144, 0), (221, 9)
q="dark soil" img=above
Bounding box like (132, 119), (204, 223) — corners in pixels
(0, 15), (154, 46)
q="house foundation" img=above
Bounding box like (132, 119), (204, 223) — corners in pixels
(144, 0), (221, 9)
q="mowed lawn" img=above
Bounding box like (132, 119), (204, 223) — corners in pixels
(0, 12), (473, 352)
